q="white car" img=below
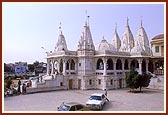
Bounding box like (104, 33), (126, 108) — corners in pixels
(86, 93), (106, 110)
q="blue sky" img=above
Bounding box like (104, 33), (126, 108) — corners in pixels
(3, 2), (165, 64)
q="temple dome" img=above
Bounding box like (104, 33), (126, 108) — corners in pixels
(55, 24), (68, 52)
(96, 37), (116, 51)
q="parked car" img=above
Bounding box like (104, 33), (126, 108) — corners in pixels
(57, 102), (90, 111)
(86, 93), (106, 110)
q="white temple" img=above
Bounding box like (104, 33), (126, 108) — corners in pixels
(44, 16), (154, 90)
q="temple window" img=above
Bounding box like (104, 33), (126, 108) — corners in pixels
(155, 46), (159, 52)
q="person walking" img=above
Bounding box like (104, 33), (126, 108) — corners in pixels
(17, 80), (21, 94)
(105, 89), (109, 102)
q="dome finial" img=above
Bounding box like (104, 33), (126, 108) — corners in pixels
(102, 36), (106, 42)
(59, 22), (62, 34)
(87, 15), (90, 26)
(85, 10), (87, 26)
(85, 10), (90, 26)
(140, 16), (143, 27)
(115, 23), (117, 33)
(126, 17), (129, 26)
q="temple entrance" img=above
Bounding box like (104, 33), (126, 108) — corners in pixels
(78, 79), (81, 89)
(119, 79), (122, 88)
(69, 79), (73, 89)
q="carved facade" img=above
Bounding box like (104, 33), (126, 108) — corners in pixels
(45, 17), (163, 90)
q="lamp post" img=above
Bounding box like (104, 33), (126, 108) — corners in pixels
(41, 47), (48, 54)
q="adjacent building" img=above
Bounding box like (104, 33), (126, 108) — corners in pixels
(150, 34), (164, 75)
(14, 62), (28, 76)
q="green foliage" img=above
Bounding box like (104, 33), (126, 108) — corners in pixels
(33, 61), (39, 67)
(28, 64), (35, 72)
(126, 68), (139, 90)
(138, 72), (152, 92)
(4, 63), (13, 72)
(126, 69), (152, 92)
(4, 77), (12, 89)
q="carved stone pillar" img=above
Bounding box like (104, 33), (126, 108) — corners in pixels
(75, 60), (78, 74)
(102, 78), (107, 90)
(51, 60), (54, 74)
(103, 58), (107, 76)
(63, 59), (66, 76)
(113, 58), (117, 76)
(47, 59), (50, 75)
(138, 59), (143, 74)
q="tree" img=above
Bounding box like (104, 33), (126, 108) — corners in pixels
(126, 69), (152, 92)
(137, 73), (152, 92)
(33, 61), (39, 67)
(4, 77), (12, 89)
(28, 64), (35, 72)
(126, 68), (139, 92)
(4, 63), (12, 73)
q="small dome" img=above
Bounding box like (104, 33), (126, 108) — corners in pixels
(55, 31), (68, 52)
(96, 37), (116, 51)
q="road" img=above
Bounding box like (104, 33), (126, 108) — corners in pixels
(3, 88), (165, 112)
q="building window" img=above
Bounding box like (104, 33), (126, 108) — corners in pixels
(116, 59), (122, 70)
(66, 62), (69, 70)
(98, 79), (101, 85)
(111, 79), (113, 85)
(97, 59), (104, 70)
(89, 79), (92, 85)
(155, 46), (159, 52)
(79, 63), (81, 66)
(70, 59), (75, 70)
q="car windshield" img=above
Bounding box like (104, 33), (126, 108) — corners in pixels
(59, 104), (71, 111)
(89, 95), (101, 100)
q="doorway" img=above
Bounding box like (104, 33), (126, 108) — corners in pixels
(78, 79), (81, 90)
(119, 79), (122, 88)
(69, 79), (73, 89)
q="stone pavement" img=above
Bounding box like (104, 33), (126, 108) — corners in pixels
(3, 88), (165, 112)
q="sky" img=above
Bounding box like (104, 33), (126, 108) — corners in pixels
(3, 2), (165, 64)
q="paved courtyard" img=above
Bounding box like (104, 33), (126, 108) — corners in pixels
(3, 88), (165, 112)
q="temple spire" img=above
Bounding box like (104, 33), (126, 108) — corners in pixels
(78, 12), (95, 50)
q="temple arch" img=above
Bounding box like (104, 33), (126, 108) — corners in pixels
(107, 58), (113, 70)
(97, 58), (104, 70)
(116, 59), (122, 70)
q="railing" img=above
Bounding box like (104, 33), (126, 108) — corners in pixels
(95, 70), (128, 76)
(153, 70), (164, 75)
